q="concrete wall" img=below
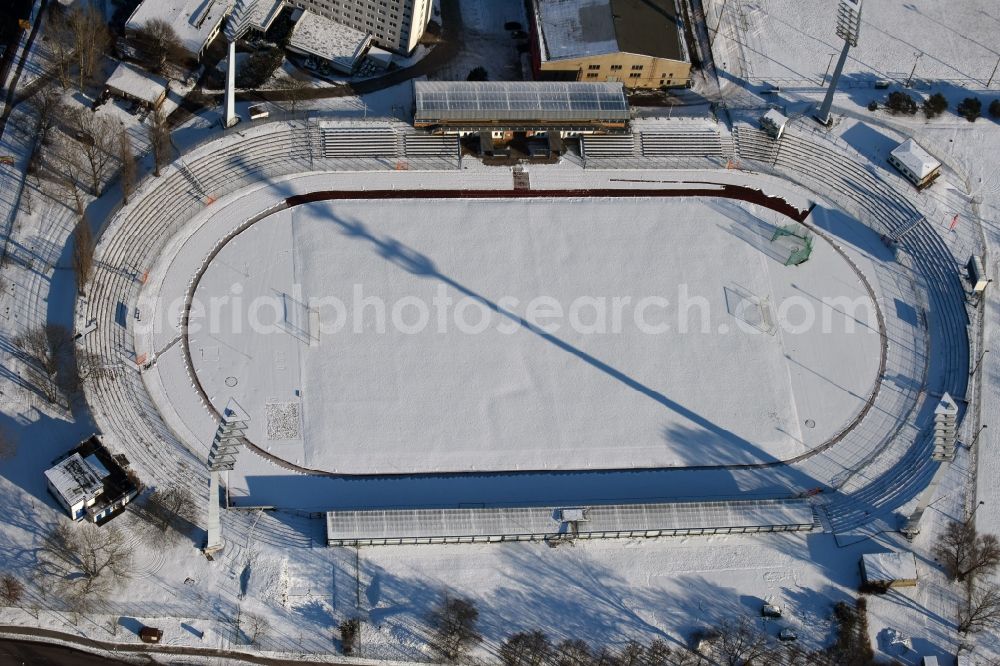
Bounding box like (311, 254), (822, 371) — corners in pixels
(537, 52), (691, 89)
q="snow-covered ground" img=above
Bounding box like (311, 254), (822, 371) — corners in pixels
(0, 0), (998, 662)
(708, 0), (1000, 89)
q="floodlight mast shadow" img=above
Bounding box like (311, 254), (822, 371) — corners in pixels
(815, 0), (863, 126)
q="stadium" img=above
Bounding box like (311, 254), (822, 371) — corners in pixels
(80, 85), (972, 549)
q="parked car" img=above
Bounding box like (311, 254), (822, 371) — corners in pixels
(762, 604), (782, 618)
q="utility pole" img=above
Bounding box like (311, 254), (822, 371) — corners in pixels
(815, 0), (863, 125)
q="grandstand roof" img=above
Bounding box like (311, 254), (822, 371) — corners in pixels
(413, 81), (629, 125)
(327, 498), (815, 544)
(534, 0), (687, 63)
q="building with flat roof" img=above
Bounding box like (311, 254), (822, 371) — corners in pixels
(45, 436), (139, 525)
(105, 62), (169, 108)
(530, 0), (691, 89)
(861, 551), (919, 588)
(284, 0), (433, 54)
(125, 0), (228, 61)
(413, 81), (630, 136)
(286, 10), (372, 74)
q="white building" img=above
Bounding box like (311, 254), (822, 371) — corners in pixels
(286, 10), (372, 74)
(44, 437), (139, 524)
(284, 0), (433, 54)
(125, 0), (228, 61)
(760, 109), (789, 140)
(45, 453), (107, 522)
(888, 138), (941, 189)
(105, 62), (169, 108)
(861, 551), (918, 588)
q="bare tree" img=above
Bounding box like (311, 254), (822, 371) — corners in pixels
(47, 4), (109, 90)
(117, 126), (137, 205)
(934, 520), (1000, 582)
(28, 84), (65, 147)
(148, 100), (171, 177)
(73, 217), (95, 296)
(131, 19), (187, 74)
(75, 348), (104, 384)
(0, 426), (16, 461)
(553, 638), (593, 666)
(958, 582), (1000, 634)
(141, 486), (197, 542)
(66, 108), (117, 195)
(39, 522), (134, 609)
(500, 631), (552, 666)
(704, 617), (770, 666)
(429, 595), (481, 662)
(15, 324), (72, 403)
(0, 575), (24, 605)
(274, 75), (311, 115)
(68, 4), (109, 90)
(235, 611), (269, 646)
(47, 7), (75, 89)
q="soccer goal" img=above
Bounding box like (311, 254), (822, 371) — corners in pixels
(280, 292), (319, 346)
(770, 224), (814, 266)
(724, 284), (777, 335)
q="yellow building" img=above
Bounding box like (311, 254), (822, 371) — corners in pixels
(530, 0), (692, 89)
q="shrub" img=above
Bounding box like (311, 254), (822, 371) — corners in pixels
(236, 47), (284, 89)
(467, 66), (488, 81)
(867, 100), (878, 112)
(957, 97), (982, 122)
(339, 617), (360, 655)
(990, 99), (1000, 119)
(922, 92), (948, 118)
(886, 91), (917, 115)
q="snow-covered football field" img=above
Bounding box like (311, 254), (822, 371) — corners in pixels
(188, 196), (881, 474)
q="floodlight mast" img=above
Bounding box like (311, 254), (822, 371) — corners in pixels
(815, 0), (863, 125)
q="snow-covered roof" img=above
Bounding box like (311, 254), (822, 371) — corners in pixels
(246, 0), (285, 32)
(287, 10), (372, 74)
(126, 0), (228, 56)
(414, 81), (630, 123)
(534, 0), (686, 63)
(890, 139), (940, 181)
(44, 453), (104, 508)
(862, 551), (918, 583)
(105, 62), (168, 106)
(327, 498), (815, 544)
(761, 108), (788, 128)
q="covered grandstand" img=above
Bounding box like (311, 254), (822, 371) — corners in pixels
(412, 81), (630, 135)
(326, 498), (816, 546)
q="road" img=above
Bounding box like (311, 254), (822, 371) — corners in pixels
(0, 639), (134, 666)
